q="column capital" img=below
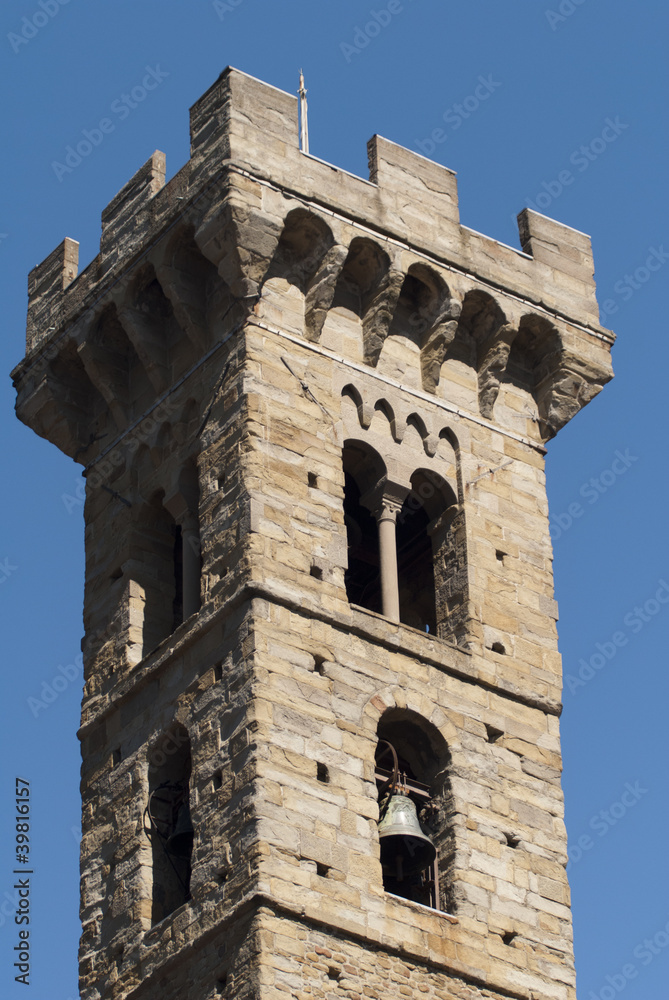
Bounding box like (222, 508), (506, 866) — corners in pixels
(360, 478), (409, 522)
(163, 489), (197, 528)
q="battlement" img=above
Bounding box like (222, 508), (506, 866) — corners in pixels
(22, 67), (611, 354)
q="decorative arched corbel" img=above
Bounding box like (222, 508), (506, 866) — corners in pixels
(195, 198), (282, 303)
(305, 245), (350, 342)
(476, 323), (517, 419)
(362, 267), (406, 367)
(536, 359), (612, 440)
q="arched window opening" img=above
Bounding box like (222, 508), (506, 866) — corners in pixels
(398, 470), (461, 639)
(145, 724), (193, 924)
(342, 442), (386, 614)
(135, 491), (180, 655)
(165, 457), (202, 627)
(375, 712), (454, 912)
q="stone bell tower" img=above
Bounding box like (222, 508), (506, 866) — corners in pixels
(12, 68), (614, 1000)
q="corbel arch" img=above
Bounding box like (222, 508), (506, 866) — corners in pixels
(441, 288), (509, 417)
(264, 208), (335, 293)
(503, 313), (563, 438)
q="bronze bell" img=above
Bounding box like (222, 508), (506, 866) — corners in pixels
(378, 788), (436, 879)
(166, 801), (194, 858)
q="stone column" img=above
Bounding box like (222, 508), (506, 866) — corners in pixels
(361, 479), (409, 624)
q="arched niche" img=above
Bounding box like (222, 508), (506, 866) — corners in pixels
(375, 709), (455, 912)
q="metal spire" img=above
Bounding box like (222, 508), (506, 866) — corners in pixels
(298, 70), (309, 154)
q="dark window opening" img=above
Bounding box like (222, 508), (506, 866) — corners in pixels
(145, 725), (193, 924)
(396, 493), (436, 633)
(135, 493), (180, 655)
(343, 470), (381, 613)
(317, 762), (330, 783)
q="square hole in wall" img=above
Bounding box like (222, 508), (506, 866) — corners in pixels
(310, 564), (323, 580)
(317, 762), (329, 783)
(495, 550), (506, 563)
(313, 655), (326, 675)
(317, 863), (331, 878)
(112, 748), (122, 766)
(213, 770), (223, 791)
(485, 724), (504, 743)
(491, 641), (506, 654)
(308, 472), (318, 488)
(505, 833), (521, 849)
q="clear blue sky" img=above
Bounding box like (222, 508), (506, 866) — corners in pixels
(1, 2), (667, 998)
